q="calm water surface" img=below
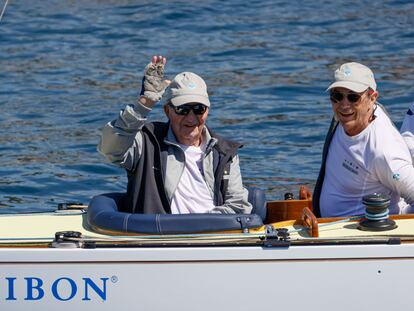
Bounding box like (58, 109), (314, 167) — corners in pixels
(1, 0), (413, 212)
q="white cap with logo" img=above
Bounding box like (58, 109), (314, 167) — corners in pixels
(327, 62), (377, 93)
(164, 72), (210, 107)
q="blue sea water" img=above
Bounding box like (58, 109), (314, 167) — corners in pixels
(0, 0), (413, 212)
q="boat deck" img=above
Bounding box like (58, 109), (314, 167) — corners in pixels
(0, 209), (413, 246)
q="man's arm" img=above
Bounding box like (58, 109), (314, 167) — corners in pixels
(98, 102), (151, 170)
(98, 56), (169, 170)
(400, 102), (414, 161)
(209, 155), (253, 214)
(374, 140), (414, 210)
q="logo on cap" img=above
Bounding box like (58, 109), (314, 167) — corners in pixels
(343, 66), (352, 77)
(181, 74), (197, 90)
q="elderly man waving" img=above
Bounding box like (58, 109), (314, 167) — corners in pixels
(98, 56), (252, 215)
(313, 62), (414, 217)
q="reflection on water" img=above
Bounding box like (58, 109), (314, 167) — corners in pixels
(1, 0), (414, 212)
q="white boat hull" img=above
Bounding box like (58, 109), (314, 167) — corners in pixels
(1, 243), (414, 310)
(1, 206), (414, 310)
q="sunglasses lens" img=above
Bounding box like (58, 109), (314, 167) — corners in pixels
(347, 93), (361, 103)
(192, 105), (207, 115)
(174, 106), (190, 115)
(330, 91), (343, 102)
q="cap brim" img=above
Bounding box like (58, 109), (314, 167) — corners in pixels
(326, 81), (369, 93)
(170, 94), (210, 107)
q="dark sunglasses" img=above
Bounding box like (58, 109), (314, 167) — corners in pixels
(169, 103), (208, 116)
(330, 90), (368, 103)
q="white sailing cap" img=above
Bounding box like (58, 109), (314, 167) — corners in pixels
(164, 72), (210, 107)
(327, 62), (377, 92)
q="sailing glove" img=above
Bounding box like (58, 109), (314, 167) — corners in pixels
(140, 62), (169, 102)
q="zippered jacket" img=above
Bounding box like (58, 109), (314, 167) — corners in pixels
(98, 103), (252, 214)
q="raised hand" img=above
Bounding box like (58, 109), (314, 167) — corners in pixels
(140, 55), (170, 106)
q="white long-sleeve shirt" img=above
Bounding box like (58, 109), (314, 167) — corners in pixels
(320, 105), (414, 217)
(400, 102), (414, 160)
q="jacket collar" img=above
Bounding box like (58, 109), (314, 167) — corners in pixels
(164, 125), (218, 153)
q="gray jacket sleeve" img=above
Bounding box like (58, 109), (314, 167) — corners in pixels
(98, 103), (151, 171)
(209, 155), (253, 214)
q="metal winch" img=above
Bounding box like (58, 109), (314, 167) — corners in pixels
(358, 193), (397, 231)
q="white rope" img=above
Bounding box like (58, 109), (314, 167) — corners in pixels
(0, 0), (9, 22)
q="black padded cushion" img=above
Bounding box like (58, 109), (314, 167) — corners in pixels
(249, 187), (267, 220)
(87, 192), (265, 234)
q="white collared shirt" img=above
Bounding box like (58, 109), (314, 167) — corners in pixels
(170, 141), (215, 214)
